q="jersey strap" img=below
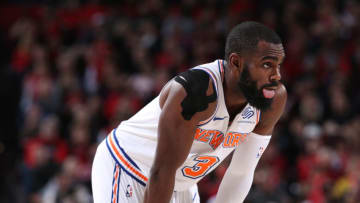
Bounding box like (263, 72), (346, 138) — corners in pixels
(194, 67), (220, 126)
(217, 59), (225, 82)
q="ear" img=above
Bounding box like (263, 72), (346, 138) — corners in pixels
(228, 53), (244, 72)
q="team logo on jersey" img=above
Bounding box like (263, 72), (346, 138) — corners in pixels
(195, 128), (250, 149)
(241, 107), (254, 119)
(222, 132), (249, 148)
(126, 184), (133, 197)
(194, 128), (224, 150)
(256, 147), (264, 158)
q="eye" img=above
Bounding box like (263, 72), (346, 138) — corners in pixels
(262, 62), (273, 69)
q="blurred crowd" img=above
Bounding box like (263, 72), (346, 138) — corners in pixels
(0, 0), (360, 202)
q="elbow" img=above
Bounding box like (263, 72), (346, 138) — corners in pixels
(149, 167), (160, 180)
(149, 165), (176, 181)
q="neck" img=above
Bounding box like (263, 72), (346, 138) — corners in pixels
(223, 61), (248, 114)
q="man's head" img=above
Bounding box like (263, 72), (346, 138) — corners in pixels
(225, 21), (285, 111)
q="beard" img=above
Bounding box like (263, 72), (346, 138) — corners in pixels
(237, 64), (278, 111)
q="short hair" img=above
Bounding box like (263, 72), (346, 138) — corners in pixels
(225, 21), (282, 61)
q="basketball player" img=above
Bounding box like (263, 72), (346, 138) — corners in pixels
(91, 21), (287, 203)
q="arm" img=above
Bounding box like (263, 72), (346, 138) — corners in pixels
(144, 71), (217, 203)
(215, 84), (287, 203)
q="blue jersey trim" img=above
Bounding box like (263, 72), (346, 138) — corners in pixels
(106, 139), (147, 187)
(112, 129), (141, 170)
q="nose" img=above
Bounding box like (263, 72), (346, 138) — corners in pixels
(270, 67), (281, 82)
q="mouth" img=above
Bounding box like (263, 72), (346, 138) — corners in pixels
(262, 87), (277, 98)
(263, 86), (277, 91)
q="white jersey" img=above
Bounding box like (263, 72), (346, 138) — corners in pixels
(107, 59), (261, 191)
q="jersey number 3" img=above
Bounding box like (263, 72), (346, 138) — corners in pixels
(182, 156), (220, 179)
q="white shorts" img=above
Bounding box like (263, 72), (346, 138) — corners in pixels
(91, 131), (200, 203)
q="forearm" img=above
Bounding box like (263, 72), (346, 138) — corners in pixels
(215, 133), (271, 203)
(215, 169), (254, 203)
(144, 167), (176, 203)
(143, 78), (211, 202)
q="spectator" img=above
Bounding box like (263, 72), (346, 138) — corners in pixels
(1, 0), (360, 202)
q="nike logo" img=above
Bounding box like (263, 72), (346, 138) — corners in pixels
(192, 193), (197, 201)
(213, 116), (228, 121)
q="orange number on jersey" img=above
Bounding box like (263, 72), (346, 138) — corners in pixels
(182, 156), (220, 179)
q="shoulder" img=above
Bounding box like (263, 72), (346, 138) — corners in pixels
(253, 83), (287, 135)
(159, 69), (218, 122)
(175, 69), (217, 96)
